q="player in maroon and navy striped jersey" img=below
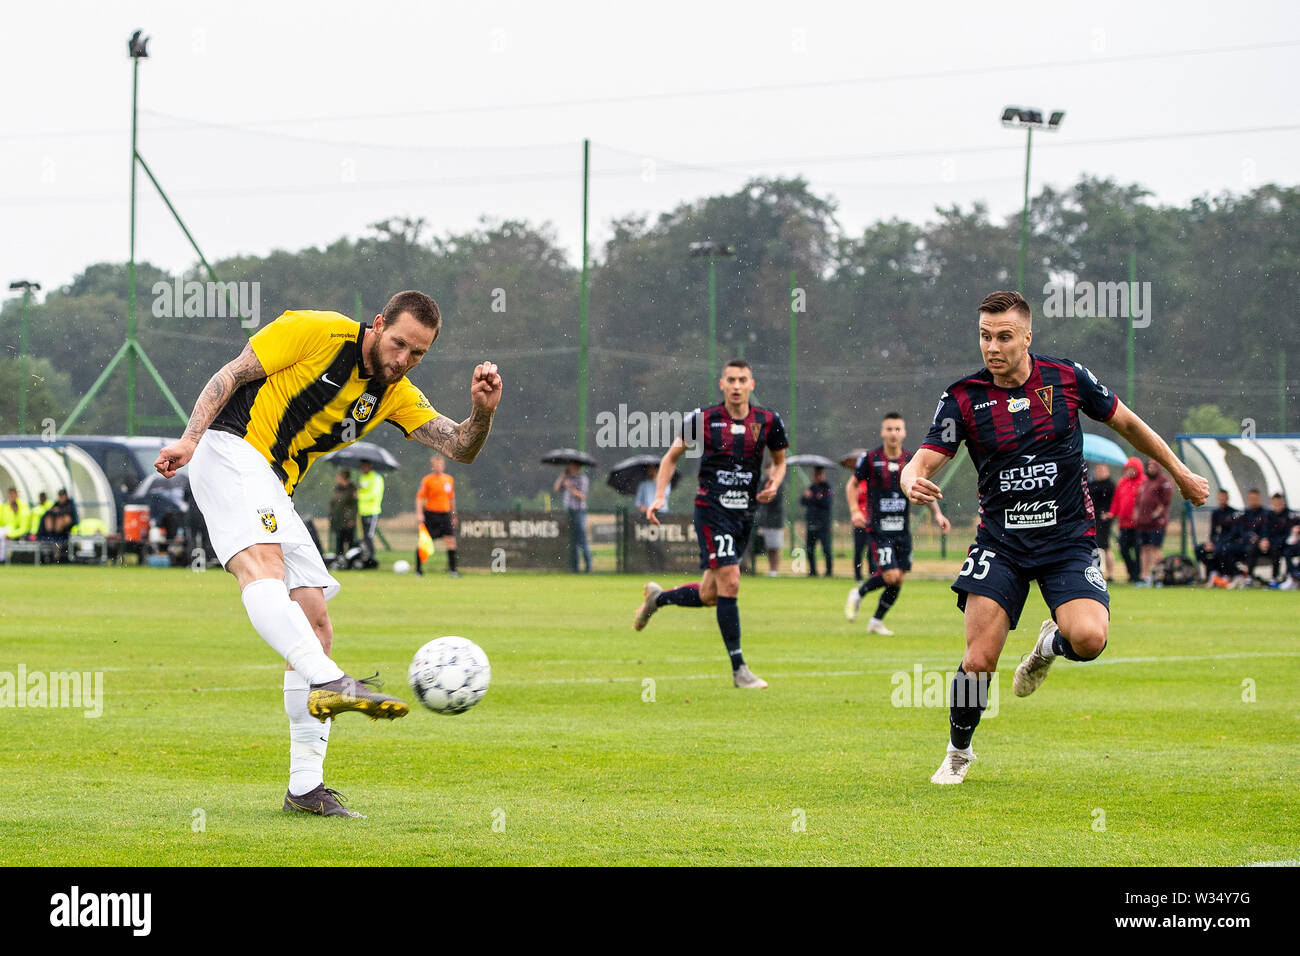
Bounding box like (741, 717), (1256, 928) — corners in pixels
(902, 291), (1209, 784)
(843, 412), (950, 634)
(632, 359), (788, 689)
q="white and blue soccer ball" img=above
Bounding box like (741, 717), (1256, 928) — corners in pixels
(393, 560), (412, 574)
(409, 636), (491, 715)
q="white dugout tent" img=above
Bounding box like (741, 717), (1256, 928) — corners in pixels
(1176, 434), (1300, 547)
(0, 443), (117, 534)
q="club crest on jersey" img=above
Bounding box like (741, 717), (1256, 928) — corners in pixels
(1008, 397), (1031, 413)
(749, 422), (762, 442)
(258, 507), (278, 533)
(1035, 385), (1054, 414)
(352, 392), (378, 423)
(1085, 566), (1108, 592)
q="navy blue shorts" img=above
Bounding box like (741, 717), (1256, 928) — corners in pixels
(867, 533), (912, 573)
(1139, 528), (1165, 548)
(951, 537), (1110, 629)
(694, 505), (753, 570)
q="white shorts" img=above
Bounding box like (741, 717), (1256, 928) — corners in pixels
(759, 527), (785, 551)
(189, 430), (341, 600)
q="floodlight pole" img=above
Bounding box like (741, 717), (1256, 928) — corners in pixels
(1002, 108), (1063, 294)
(690, 242), (734, 392)
(62, 32), (230, 438)
(708, 256), (717, 386)
(7, 282), (39, 434)
(1018, 126), (1032, 294)
(578, 138), (590, 454)
(1126, 249), (1136, 407)
(788, 271), (798, 457)
(127, 52), (140, 435)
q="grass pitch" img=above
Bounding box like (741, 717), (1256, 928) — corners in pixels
(0, 565), (1296, 866)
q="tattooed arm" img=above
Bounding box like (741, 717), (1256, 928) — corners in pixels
(412, 409), (495, 464)
(154, 343), (267, 477)
(411, 361), (502, 464)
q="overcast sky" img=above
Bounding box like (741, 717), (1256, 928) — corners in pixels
(4, 0), (1298, 294)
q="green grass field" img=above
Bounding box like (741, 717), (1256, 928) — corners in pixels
(1, 565), (1296, 866)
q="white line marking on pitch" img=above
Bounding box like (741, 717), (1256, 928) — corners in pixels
(79, 648), (1300, 694)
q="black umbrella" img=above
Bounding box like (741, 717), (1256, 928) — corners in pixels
(540, 448), (598, 467)
(606, 454), (681, 496)
(320, 441), (400, 472)
(786, 454), (839, 470)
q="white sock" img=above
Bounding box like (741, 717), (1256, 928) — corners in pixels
(284, 670), (330, 796)
(241, 579), (344, 686)
(1039, 625), (1059, 658)
(947, 741), (973, 754)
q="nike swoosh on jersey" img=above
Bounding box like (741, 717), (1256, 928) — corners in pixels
(322, 373), (341, 387)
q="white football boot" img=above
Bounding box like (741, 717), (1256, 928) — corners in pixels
(633, 582), (663, 631)
(1013, 619), (1058, 697)
(930, 748), (976, 784)
(866, 617), (894, 636)
(844, 586), (863, 621)
(732, 665), (768, 689)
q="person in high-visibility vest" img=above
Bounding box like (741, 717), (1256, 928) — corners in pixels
(357, 459), (385, 563)
(28, 492), (52, 537)
(1, 487), (31, 563)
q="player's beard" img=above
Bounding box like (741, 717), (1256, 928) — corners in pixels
(365, 335), (402, 387)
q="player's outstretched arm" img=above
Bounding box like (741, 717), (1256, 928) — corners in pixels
(1105, 400), (1210, 506)
(845, 475), (866, 528)
(413, 362), (502, 464)
(155, 343), (267, 477)
(756, 448), (786, 504)
(645, 438), (687, 525)
(900, 448), (951, 506)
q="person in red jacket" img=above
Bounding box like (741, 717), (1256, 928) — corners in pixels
(1108, 456), (1145, 583)
(1134, 458), (1175, 585)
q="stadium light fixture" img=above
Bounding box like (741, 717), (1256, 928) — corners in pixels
(128, 29), (149, 59)
(689, 242), (736, 390)
(8, 280), (41, 435)
(688, 242), (735, 258)
(1001, 106), (1065, 292)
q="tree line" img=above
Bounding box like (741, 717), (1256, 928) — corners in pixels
(3, 176), (1296, 520)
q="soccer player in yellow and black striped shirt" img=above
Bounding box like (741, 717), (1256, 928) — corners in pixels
(155, 290), (502, 817)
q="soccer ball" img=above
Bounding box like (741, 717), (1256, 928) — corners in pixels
(408, 637), (490, 715)
(393, 560), (411, 574)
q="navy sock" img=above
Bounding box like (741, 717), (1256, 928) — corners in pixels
(857, 573), (885, 597)
(875, 584), (901, 620)
(715, 596), (744, 669)
(1052, 631), (1107, 662)
(447, 549), (457, 572)
(657, 583), (704, 608)
(948, 666), (987, 750)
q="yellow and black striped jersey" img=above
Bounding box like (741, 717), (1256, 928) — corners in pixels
(210, 310), (439, 494)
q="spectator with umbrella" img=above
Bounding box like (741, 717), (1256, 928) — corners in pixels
(800, 465), (835, 577)
(544, 448), (597, 573)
